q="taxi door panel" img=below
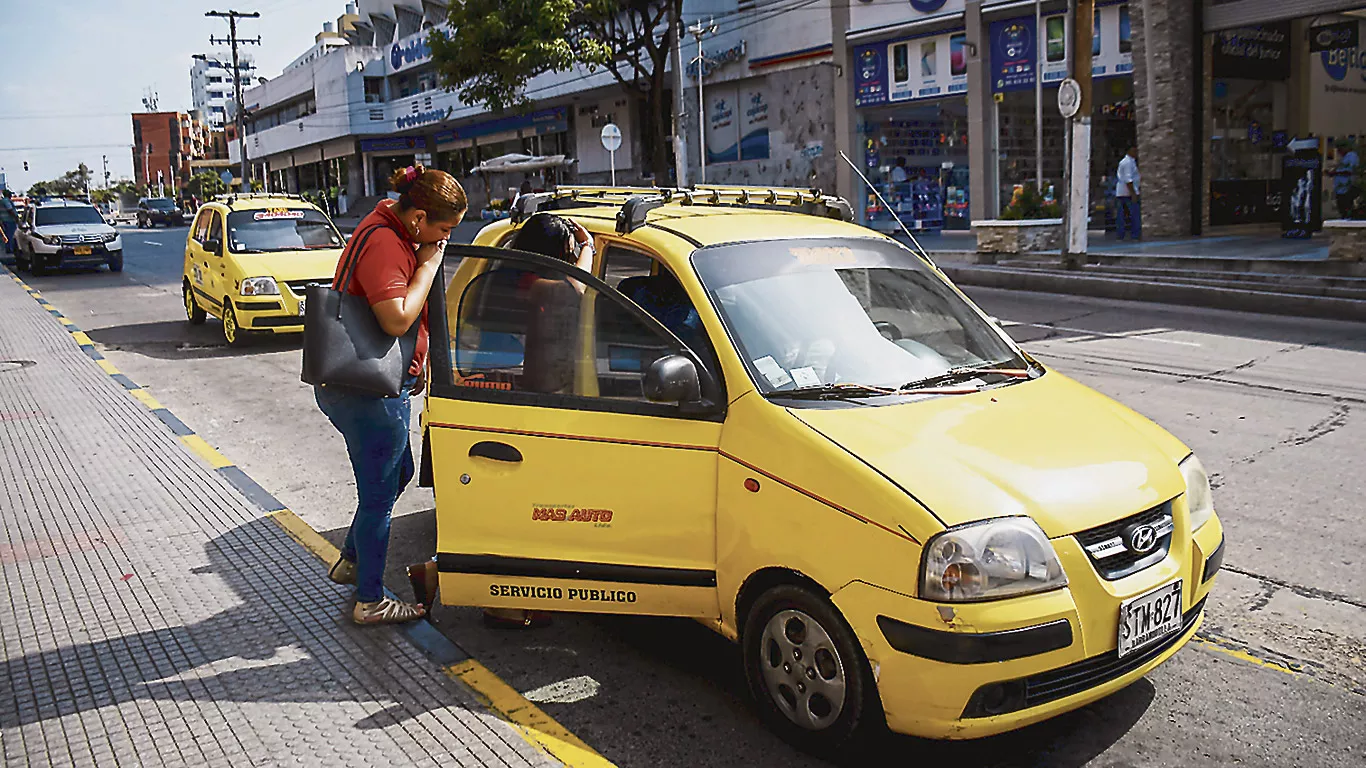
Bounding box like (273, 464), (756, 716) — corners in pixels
(426, 245), (723, 619)
(206, 212), (228, 301)
(186, 211), (216, 314)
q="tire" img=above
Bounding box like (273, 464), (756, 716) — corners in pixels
(184, 283), (206, 325)
(30, 249), (49, 277)
(108, 253), (123, 273)
(221, 300), (246, 346)
(742, 585), (880, 755)
(15, 246), (29, 273)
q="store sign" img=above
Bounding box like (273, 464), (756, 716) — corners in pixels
(1309, 21), (1358, 53)
(855, 29), (967, 107)
(396, 105), (454, 131)
(1320, 22), (1366, 83)
(688, 41), (747, 80)
(390, 27), (447, 73)
(1212, 23), (1291, 81)
(360, 136), (427, 153)
(706, 84), (770, 163)
(432, 106), (569, 144)
(991, 5), (1132, 93)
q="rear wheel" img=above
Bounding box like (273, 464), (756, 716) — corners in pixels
(184, 283), (206, 325)
(742, 585), (880, 755)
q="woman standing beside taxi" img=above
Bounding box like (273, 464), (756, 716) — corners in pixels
(317, 165), (467, 625)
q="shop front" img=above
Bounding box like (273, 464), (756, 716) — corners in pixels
(431, 106), (572, 209)
(360, 136), (427, 197)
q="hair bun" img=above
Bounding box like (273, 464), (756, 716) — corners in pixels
(389, 164), (426, 194)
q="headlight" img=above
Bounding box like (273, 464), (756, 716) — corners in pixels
(101, 232), (118, 243)
(1180, 454), (1214, 532)
(240, 276), (280, 296)
(40, 234), (63, 246)
(920, 517), (1068, 602)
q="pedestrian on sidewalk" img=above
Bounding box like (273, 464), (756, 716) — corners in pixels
(316, 165), (468, 625)
(0, 190), (18, 255)
(1115, 146), (1141, 241)
(1332, 139), (1359, 218)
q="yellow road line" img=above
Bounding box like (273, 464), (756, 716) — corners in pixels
(267, 509), (341, 563)
(1191, 635), (1299, 676)
(447, 659), (614, 768)
(96, 359), (120, 376)
(178, 434), (233, 469)
(70, 331), (94, 346)
(130, 389), (164, 411)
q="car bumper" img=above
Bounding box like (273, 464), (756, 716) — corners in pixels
(234, 292), (309, 333)
(147, 215), (185, 225)
(832, 512), (1223, 740)
(37, 245), (120, 268)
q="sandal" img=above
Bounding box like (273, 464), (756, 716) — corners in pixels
(353, 597), (426, 625)
(328, 558), (356, 585)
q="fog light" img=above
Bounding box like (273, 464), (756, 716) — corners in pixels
(962, 680), (1027, 719)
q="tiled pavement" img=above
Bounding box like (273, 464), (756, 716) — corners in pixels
(0, 269), (558, 768)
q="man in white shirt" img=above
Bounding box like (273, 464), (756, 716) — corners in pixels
(1115, 146), (1141, 241)
(890, 157), (909, 185)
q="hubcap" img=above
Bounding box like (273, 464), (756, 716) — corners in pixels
(184, 287), (195, 319)
(759, 609), (847, 730)
(223, 307), (237, 343)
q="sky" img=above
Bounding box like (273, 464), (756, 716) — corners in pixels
(0, 0), (345, 192)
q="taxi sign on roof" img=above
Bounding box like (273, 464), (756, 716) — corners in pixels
(254, 209), (307, 221)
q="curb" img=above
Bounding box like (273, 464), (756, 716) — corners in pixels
(3, 265), (612, 768)
(942, 264), (1366, 323)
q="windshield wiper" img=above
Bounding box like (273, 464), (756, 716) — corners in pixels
(766, 383), (895, 401)
(898, 361), (1033, 393)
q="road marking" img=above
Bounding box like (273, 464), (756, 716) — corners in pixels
(1000, 320), (1202, 346)
(141, 241), (164, 247)
(1190, 635), (1299, 677)
(2, 264), (609, 767)
(448, 659), (614, 768)
(523, 676), (602, 704)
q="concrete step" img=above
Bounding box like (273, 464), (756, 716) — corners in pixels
(940, 263), (1366, 323)
(995, 261), (1366, 300)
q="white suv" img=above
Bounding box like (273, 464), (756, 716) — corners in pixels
(15, 199), (124, 275)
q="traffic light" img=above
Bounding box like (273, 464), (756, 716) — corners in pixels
(23, 162), (28, 171)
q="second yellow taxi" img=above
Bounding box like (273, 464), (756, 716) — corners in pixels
(182, 193), (346, 345)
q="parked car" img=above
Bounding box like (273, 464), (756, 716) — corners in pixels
(13, 199), (123, 275)
(137, 197), (186, 227)
(423, 185), (1225, 751)
(181, 193), (345, 346)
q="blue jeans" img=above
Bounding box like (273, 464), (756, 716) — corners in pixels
(1117, 196), (1141, 240)
(315, 379), (417, 602)
(1, 221), (16, 253)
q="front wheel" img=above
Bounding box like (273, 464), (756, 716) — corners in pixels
(30, 248), (49, 277)
(221, 301), (246, 346)
(742, 585), (880, 755)
(108, 253), (123, 273)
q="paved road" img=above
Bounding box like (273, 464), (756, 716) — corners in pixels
(21, 225), (1366, 767)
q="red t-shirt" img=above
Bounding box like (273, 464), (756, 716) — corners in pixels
(332, 199), (429, 377)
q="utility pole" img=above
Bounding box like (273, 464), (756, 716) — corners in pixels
(831, 0), (853, 200)
(207, 10), (260, 191)
(1063, 0), (1094, 268)
(1034, 0), (1044, 194)
(670, 0), (689, 188)
(143, 143), (152, 192)
(688, 19), (717, 184)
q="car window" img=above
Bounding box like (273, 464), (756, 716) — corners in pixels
(193, 210), (212, 243)
(600, 245), (655, 288)
(146, 198), (177, 210)
(600, 243), (719, 377)
(449, 257), (682, 404)
(225, 208), (342, 253)
(207, 212), (224, 246)
(34, 207), (104, 226)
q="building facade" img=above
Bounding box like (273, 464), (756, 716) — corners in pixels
(190, 52), (258, 131)
(131, 112), (212, 195)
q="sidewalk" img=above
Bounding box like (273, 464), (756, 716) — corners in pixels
(0, 268), (557, 767)
(893, 230), (1331, 262)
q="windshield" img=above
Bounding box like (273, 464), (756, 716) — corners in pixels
(691, 237), (1023, 395)
(145, 198), (177, 210)
(35, 207), (105, 226)
(226, 209), (343, 253)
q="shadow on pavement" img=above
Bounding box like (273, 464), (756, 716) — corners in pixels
(86, 320), (303, 361)
(0, 516), (456, 732)
(329, 508), (1152, 767)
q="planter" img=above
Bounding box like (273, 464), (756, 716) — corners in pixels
(1323, 219), (1366, 261)
(971, 218), (1064, 261)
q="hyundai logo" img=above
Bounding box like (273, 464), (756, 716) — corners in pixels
(1126, 524), (1159, 554)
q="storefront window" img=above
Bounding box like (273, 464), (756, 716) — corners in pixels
(859, 99), (971, 232)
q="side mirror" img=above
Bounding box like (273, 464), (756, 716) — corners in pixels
(203, 238), (223, 255)
(645, 354), (702, 404)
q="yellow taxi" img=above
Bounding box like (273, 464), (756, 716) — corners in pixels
(182, 193), (346, 345)
(419, 186), (1224, 750)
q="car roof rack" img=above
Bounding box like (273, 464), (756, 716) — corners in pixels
(508, 185), (854, 233)
(212, 191), (309, 209)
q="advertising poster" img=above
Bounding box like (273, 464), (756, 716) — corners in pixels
(740, 87), (771, 161)
(890, 41), (914, 102)
(706, 84), (770, 163)
(854, 45), (888, 106)
(1212, 22), (1292, 80)
(990, 17), (1037, 92)
(1282, 151), (1323, 237)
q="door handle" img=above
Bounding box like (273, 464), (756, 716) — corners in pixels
(469, 441), (522, 463)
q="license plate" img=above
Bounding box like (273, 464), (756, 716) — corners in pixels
(297, 298), (306, 315)
(73, 245), (92, 255)
(1117, 579), (1183, 658)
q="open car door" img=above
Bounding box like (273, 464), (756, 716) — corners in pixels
(424, 245), (726, 618)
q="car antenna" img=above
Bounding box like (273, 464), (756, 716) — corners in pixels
(838, 150), (935, 269)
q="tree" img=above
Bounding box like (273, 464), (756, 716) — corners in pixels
(27, 181), (54, 197)
(187, 171), (228, 201)
(430, 0), (680, 181)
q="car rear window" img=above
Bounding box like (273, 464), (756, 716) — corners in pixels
(226, 208), (343, 253)
(35, 207), (105, 226)
(145, 198), (177, 210)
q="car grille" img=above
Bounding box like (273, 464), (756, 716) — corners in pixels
(1022, 596), (1205, 708)
(284, 279), (328, 297)
(1074, 501), (1175, 581)
(59, 234), (104, 244)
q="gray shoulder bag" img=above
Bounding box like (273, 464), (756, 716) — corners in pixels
(300, 224), (420, 397)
